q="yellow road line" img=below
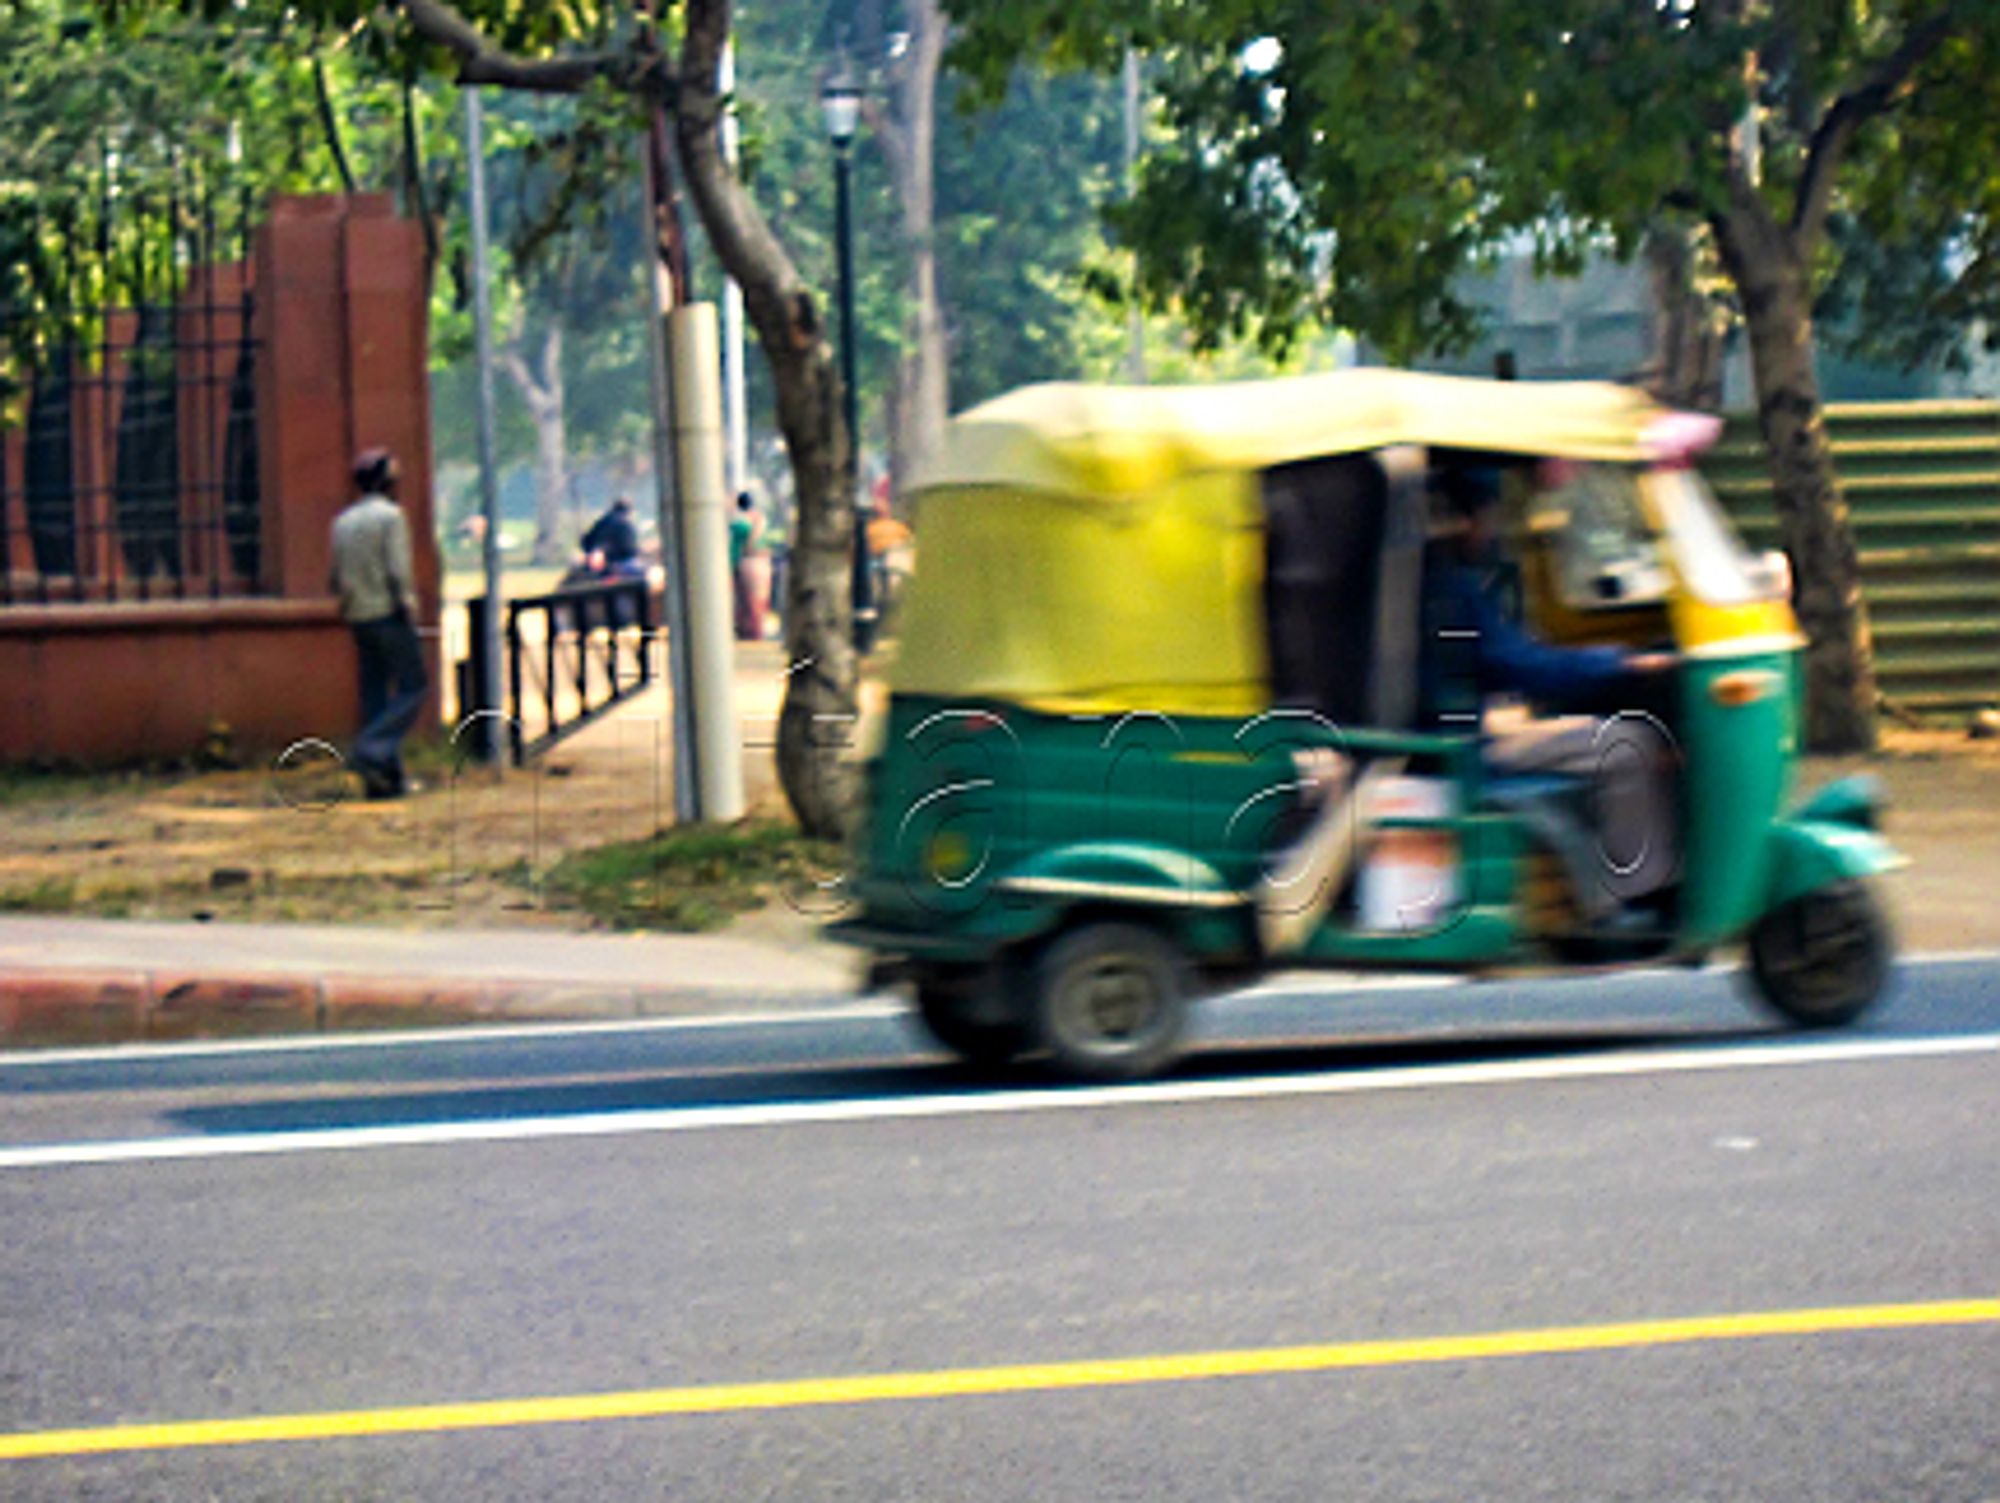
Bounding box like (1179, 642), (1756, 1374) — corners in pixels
(4, 1298), (1996, 1462)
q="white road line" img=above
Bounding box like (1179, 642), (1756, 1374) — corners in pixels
(0, 1004), (906, 1068)
(1, 1032), (1993, 1172)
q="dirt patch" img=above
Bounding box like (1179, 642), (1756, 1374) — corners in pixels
(1, 714), (1994, 952)
(0, 730), (796, 931)
(1798, 729), (2000, 954)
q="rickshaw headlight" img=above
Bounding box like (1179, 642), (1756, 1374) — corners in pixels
(925, 829), (977, 884)
(1711, 669), (1782, 707)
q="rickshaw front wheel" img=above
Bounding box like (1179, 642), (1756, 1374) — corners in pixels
(913, 968), (1031, 1069)
(1033, 922), (1192, 1081)
(1746, 880), (1893, 1029)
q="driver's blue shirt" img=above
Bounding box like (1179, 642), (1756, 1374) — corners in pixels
(1417, 555), (1636, 729)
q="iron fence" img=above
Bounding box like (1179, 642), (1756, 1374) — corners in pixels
(1, 183), (263, 606)
(458, 578), (659, 763)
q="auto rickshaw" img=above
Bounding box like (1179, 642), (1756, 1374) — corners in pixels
(825, 370), (1901, 1079)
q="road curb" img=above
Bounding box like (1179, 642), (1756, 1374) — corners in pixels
(0, 966), (830, 1048)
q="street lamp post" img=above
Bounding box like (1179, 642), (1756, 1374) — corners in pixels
(820, 62), (876, 653)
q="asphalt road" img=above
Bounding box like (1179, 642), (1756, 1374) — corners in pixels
(2, 956), (1996, 1500)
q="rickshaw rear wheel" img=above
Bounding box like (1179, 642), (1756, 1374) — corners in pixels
(1033, 922), (1191, 1081)
(1746, 880), (1892, 1029)
(913, 967), (1031, 1069)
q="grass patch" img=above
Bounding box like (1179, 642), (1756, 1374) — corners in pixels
(0, 765), (181, 808)
(540, 820), (845, 931)
(0, 877), (78, 913)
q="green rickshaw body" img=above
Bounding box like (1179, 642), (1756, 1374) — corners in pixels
(828, 371), (1901, 1071)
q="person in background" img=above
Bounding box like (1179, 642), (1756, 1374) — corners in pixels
(330, 448), (428, 800)
(730, 492), (766, 640)
(580, 495), (644, 580)
(866, 492), (915, 621)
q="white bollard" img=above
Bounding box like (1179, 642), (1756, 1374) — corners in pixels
(668, 303), (746, 822)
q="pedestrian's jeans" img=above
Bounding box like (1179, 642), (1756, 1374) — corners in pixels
(351, 612), (428, 781)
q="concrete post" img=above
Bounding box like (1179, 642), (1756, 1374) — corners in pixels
(668, 303), (745, 821)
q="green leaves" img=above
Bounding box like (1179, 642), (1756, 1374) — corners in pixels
(944, 0), (2000, 366)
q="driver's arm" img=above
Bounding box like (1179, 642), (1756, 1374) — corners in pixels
(1457, 570), (1645, 706)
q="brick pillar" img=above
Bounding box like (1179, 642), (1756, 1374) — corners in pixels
(254, 196), (351, 602)
(253, 193), (438, 619)
(341, 205), (441, 631)
(251, 193), (441, 731)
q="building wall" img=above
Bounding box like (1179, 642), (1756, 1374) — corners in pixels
(1400, 250), (1969, 405)
(0, 601), (357, 763)
(0, 194), (438, 765)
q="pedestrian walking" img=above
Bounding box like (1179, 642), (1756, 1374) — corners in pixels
(330, 448), (428, 799)
(730, 492), (767, 640)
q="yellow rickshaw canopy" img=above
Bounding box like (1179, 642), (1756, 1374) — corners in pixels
(913, 369), (1674, 499)
(892, 371), (1679, 717)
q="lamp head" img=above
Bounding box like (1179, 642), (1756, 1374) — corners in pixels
(820, 65), (862, 147)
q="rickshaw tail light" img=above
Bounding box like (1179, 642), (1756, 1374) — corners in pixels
(1711, 669), (1782, 707)
(1643, 411), (1725, 465)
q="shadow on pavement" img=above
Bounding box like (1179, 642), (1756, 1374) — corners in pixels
(155, 1026), (1772, 1138)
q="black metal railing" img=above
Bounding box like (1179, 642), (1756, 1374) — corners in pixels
(1, 185), (263, 607)
(460, 578), (658, 763)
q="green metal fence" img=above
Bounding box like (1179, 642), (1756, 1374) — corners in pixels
(1704, 401), (2000, 718)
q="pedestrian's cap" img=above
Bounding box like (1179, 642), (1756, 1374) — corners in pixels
(353, 447), (399, 492)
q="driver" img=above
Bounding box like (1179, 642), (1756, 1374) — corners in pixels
(1419, 462), (1679, 926)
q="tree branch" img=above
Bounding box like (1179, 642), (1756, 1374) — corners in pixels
(311, 56), (359, 193)
(496, 342), (532, 393)
(396, 0), (628, 95)
(399, 72), (440, 266)
(1793, 6), (1963, 246)
(861, 95), (909, 189)
(539, 319), (563, 396)
(674, 0), (814, 350)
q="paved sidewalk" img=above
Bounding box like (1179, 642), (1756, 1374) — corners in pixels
(0, 915), (861, 1047)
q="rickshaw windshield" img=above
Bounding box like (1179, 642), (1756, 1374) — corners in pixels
(1649, 468), (1778, 605)
(1527, 464), (1671, 607)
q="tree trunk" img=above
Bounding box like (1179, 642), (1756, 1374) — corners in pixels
(499, 322), (570, 566)
(881, 0), (950, 504)
(676, 0), (858, 839)
(1713, 196), (1879, 753)
(1642, 224), (1725, 411)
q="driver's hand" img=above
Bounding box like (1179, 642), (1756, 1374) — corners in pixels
(1291, 747), (1353, 802)
(1627, 651), (1679, 673)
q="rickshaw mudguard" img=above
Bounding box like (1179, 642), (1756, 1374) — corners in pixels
(1792, 773), (1887, 831)
(995, 841), (1243, 912)
(1762, 817), (1904, 914)
(828, 843), (1249, 964)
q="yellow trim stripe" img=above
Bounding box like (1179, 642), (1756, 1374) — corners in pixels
(3, 1298), (1995, 1461)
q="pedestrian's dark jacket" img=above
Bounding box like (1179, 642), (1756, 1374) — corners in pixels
(582, 507), (639, 565)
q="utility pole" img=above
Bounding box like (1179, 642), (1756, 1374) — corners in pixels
(636, 0), (743, 821)
(639, 119), (700, 821)
(1122, 49), (1145, 384)
(464, 87), (506, 766)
